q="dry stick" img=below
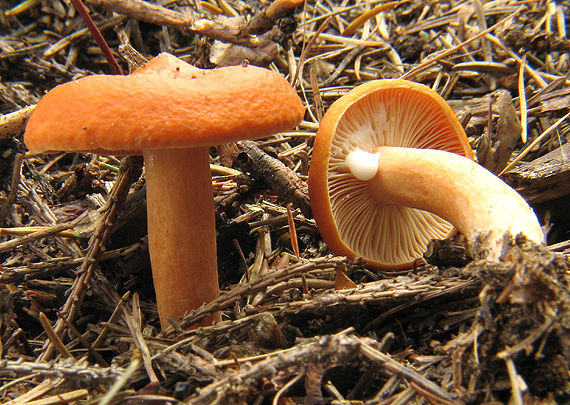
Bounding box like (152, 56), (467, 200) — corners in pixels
(400, 7), (522, 80)
(0, 153), (23, 225)
(504, 357), (525, 405)
(1, 242), (145, 284)
(70, 0), (123, 75)
(322, 44), (366, 86)
(4, 379), (63, 404)
(166, 256), (347, 333)
(309, 67), (324, 122)
(44, 16), (126, 58)
(359, 341), (455, 403)
(484, 33), (549, 88)
(496, 315), (554, 360)
(189, 330), (361, 404)
(236, 140), (311, 216)
(38, 156), (143, 362)
(240, 0), (303, 37)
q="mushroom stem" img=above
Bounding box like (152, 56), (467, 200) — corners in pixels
(144, 147), (221, 328)
(353, 147), (544, 260)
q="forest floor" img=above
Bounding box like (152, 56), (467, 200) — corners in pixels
(1, 0), (570, 404)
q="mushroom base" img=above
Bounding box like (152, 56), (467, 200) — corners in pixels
(365, 146), (544, 260)
(144, 147), (221, 329)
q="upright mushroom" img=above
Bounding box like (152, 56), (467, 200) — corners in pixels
(308, 79), (543, 270)
(25, 53), (305, 327)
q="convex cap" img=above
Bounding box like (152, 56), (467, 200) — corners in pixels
(25, 53), (304, 154)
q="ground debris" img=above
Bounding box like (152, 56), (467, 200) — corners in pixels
(446, 237), (570, 403)
(1, 0), (570, 403)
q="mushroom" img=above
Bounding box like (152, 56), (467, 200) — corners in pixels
(25, 53), (305, 327)
(308, 79), (543, 270)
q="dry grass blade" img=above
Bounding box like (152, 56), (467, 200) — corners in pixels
(518, 53), (528, 143)
(4, 0), (41, 16)
(39, 312), (73, 359)
(341, 1), (408, 37)
(505, 357), (525, 405)
(286, 203), (300, 259)
(98, 351), (141, 405)
(18, 389), (89, 405)
(0, 213), (87, 253)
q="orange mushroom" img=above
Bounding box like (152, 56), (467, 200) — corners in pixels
(25, 53), (305, 327)
(308, 79), (543, 270)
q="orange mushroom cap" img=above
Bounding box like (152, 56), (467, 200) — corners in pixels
(24, 53), (305, 328)
(308, 79), (472, 270)
(25, 53), (305, 153)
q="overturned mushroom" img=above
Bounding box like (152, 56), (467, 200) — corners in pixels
(308, 79), (543, 270)
(25, 53), (305, 327)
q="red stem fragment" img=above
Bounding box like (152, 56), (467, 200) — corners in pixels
(70, 0), (123, 75)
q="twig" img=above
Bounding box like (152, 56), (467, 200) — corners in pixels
(0, 359), (122, 383)
(359, 341), (457, 403)
(92, 291), (131, 348)
(56, 310), (110, 367)
(189, 330), (360, 404)
(286, 203), (300, 258)
(120, 294), (159, 383)
(496, 315), (554, 359)
(44, 16), (126, 58)
(236, 140), (311, 216)
(165, 256), (347, 333)
(292, 15), (332, 87)
(240, 0), (303, 37)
